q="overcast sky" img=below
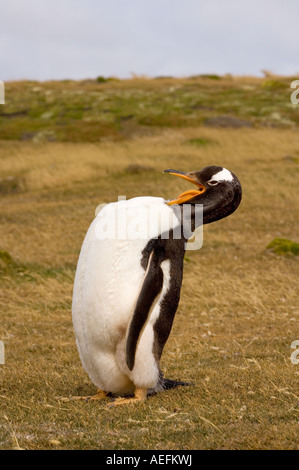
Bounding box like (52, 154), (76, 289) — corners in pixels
(0, 0), (298, 81)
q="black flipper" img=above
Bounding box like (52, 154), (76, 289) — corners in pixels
(126, 251), (164, 371)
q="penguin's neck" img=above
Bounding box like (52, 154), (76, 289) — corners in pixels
(170, 204), (203, 240)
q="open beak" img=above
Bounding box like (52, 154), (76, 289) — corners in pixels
(164, 169), (206, 205)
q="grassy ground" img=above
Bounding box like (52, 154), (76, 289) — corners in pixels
(1, 74), (298, 143)
(0, 76), (299, 450)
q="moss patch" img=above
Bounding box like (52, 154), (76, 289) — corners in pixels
(267, 238), (299, 255)
(0, 249), (71, 282)
(187, 137), (217, 147)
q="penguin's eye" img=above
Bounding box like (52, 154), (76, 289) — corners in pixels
(208, 180), (219, 186)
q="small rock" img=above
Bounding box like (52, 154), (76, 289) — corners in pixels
(49, 439), (61, 446)
(204, 115), (252, 128)
(20, 132), (37, 141)
(40, 111), (54, 120)
(124, 163), (153, 174)
(282, 155), (295, 161)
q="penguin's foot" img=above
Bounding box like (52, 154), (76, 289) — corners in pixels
(67, 388), (108, 402)
(107, 387), (147, 408)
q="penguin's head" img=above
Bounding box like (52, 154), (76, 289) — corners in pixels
(164, 165), (242, 224)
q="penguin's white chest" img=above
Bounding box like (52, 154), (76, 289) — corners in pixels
(72, 197), (179, 394)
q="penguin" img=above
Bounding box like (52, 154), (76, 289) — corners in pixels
(71, 165), (242, 406)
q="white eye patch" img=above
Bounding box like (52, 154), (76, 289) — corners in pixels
(209, 168), (233, 183)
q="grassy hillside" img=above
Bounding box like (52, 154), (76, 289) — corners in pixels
(1, 74), (298, 143)
(0, 75), (299, 450)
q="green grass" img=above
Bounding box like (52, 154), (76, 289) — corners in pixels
(187, 137), (217, 147)
(0, 249), (72, 283)
(1, 74), (298, 142)
(267, 238), (299, 255)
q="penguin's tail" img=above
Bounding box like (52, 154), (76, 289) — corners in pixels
(161, 378), (194, 390)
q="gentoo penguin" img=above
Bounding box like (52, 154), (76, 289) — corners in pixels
(72, 165), (242, 406)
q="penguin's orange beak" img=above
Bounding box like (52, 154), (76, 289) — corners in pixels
(164, 169), (206, 205)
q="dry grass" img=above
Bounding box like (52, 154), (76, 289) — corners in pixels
(0, 80), (299, 449)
